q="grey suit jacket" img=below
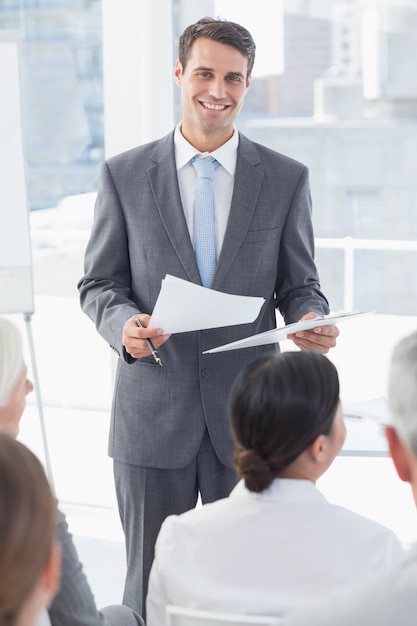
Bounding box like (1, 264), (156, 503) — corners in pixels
(78, 130), (329, 470)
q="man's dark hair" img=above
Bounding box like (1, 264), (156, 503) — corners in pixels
(178, 16), (256, 77)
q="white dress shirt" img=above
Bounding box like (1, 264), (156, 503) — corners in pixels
(174, 123), (238, 258)
(146, 478), (403, 626)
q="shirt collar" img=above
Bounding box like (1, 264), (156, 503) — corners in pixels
(174, 122), (238, 177)
(230, 478), (328, 504)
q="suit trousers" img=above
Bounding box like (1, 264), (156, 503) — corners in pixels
(113, 428), (238, 619)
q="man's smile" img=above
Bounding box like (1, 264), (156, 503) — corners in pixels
(199, 101), (231, 111)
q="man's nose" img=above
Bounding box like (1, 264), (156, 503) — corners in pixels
(208, 77), (226, 99)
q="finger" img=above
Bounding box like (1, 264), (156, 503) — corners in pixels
(291, 337), (332, 354)
(151, 334), (171, 348)
(134, 319), (165, 340)
(290, 330), (337, 353)
(135, 314), (151, 328)
(313, 324), (340, 338)
(289, 324), (338, 342)
(309, 330), (338, 347)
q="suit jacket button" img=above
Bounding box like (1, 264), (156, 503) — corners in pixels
(201, 368), (211, 378)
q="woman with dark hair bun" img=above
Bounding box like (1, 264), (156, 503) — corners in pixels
(231, 351), (342, 493)
(147, 352), (403, 625)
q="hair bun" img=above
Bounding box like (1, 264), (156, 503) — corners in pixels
(234, 448), (275, 493)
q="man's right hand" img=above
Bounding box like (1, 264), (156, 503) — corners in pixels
(122, 314), (171, 359)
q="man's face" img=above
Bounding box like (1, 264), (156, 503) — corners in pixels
(175, 37), (251, 146)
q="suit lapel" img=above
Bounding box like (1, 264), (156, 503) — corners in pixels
(147, 132), (264, 290)
(212, 135), (264, 290)
(147, 133), (201, 284)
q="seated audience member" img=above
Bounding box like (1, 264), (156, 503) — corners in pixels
(146, 351), (403, 625)
(0, 431), (60, 626)
(280, 329), (417, 626)
(0, 316), (144, 626)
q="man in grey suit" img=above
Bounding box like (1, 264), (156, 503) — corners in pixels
(78, 17), (338, 618)
(282, 328), (417, 626)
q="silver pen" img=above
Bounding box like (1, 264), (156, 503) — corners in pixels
(135, 318), (163, 367)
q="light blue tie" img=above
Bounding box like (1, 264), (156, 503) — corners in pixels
(191, 155), (219, 288)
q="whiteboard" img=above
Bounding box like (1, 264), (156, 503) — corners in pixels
(0, 32), (34, 314)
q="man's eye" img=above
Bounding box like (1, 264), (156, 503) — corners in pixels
(227, 75), (241, 82)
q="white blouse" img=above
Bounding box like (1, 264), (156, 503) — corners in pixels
(146, 478), (403, 626)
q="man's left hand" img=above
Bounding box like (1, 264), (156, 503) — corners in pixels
(287, 312), (339, 354)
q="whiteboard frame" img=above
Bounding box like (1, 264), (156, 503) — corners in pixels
(0, 31), (34, 315)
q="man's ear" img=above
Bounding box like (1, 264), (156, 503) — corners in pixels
(174, 60), (183, 85)
(384, 425), (412, 483)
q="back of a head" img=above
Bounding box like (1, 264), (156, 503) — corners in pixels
(230, 351), (340, 493)
(388, 330), (417, 457)
(0, 317), (23, 408)
(178, 16), (256, 76)
(0, 432), (56, 626)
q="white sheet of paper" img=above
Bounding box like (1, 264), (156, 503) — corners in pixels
(148, 275), (265, 334)
(203, 311), (373, 354)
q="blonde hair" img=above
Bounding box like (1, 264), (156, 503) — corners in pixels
(0, 432), (56, 626)
(0, 318), (24, 407)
